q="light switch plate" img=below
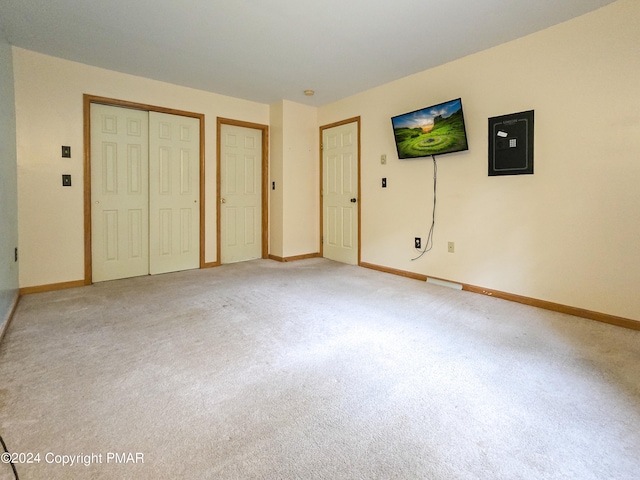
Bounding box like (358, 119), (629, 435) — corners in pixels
(62, 174), (72, 186)
(62, 146), (71, 158)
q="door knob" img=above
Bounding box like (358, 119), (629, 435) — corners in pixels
(221, 198), (227, 204)
(350, 198), (357, 203)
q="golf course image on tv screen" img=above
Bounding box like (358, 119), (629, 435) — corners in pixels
(392, 98), (468, 159)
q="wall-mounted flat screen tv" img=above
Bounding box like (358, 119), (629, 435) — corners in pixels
(391, 98), (469, 159)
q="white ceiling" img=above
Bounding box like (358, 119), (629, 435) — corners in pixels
(0, 0), (616, 107)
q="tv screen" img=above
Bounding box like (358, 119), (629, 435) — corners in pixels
(391, 98), (469, 159)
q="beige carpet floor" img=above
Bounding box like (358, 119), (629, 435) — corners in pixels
(0, 258), (639, 479)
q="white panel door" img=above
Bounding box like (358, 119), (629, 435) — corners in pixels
(91, 104), (150, 282)
(323, 121), (358, 265)
(220, 124), (262, 264)
(149, 112), (200, 274)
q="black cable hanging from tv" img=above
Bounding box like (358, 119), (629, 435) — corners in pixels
(412, 155), (437, 261)
(0, 433), (19, 480)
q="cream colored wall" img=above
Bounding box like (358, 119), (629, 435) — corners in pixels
(269, 100), (319, 258)
(281, 101), (319, 257)
(318, 0), (640, 321)
(269, 101), (285, 257)
(13, 48), (269, 287)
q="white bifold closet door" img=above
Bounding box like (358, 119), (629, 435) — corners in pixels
(148, 110), (200, 275)
(91, 104), (200, 282)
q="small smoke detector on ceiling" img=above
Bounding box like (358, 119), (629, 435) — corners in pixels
(304, 90), (315, 96)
